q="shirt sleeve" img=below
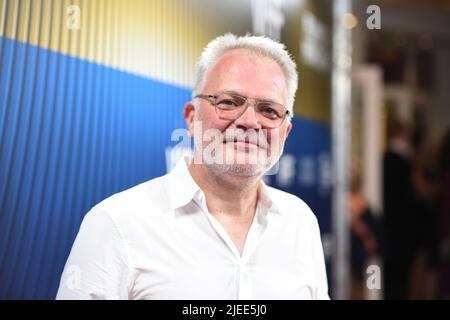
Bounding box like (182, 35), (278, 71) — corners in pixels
(56, 206), (133, 300)
(311, 217), (330, 300)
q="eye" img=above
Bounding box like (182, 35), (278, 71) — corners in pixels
(216, 95), (246, 109)
(218, 99), (239, 106)
(258, 103), (281, 118)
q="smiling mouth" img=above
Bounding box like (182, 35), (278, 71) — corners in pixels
(224, 138), (260, 147)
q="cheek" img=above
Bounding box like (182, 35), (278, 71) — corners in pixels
(266, 128), (289, 152)
(266, 129), (284, 143)
(197, 109), (231, 133)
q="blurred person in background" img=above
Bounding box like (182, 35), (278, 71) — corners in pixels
(409, 131), (439, 299)
(383, 118), (416, 299)
(437, 128), (450, 299)
(348, 157), (382, 299)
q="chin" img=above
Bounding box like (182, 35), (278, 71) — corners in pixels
(209, 161), (272, 178)
(226, 164), (263, 177)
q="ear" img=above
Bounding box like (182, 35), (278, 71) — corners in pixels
(183, 102), (196, 137)
(284, 120), (292, 139)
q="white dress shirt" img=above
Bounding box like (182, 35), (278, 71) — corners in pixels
(56, 156), (329, 300)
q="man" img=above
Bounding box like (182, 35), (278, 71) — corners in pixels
(57, 33), (329, 299)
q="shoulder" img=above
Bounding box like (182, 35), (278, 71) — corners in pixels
(90, 173), (172, 224)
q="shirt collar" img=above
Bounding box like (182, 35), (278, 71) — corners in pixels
(167, 155), (281, 215)
(167, 155), (202, 211)
(258, 179), (281, 215)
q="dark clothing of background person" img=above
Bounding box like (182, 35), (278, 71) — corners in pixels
(437, 130), (450, 298)
(383, 149), (415, 300)
(351, 207), (383, 284)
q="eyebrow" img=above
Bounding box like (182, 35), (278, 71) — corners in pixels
(219, 90), (279, 104)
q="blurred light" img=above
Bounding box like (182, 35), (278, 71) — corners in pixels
(342, 13), (358, 29)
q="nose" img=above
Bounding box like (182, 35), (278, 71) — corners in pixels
(233, 103), (262, 130)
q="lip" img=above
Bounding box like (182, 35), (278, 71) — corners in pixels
(225, 140), (259, 151)
(235, 140), (258, 147)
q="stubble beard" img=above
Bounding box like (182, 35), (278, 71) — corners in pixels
(192, 120), (284, 179)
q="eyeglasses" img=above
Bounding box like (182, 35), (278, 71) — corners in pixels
(194, 91), (290, 128)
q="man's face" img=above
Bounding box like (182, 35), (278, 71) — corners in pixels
(185, 49), (292, 177)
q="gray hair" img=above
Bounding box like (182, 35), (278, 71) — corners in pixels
(193, 33), (298, 115)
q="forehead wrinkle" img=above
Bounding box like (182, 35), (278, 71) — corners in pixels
(205, 62), (287, 102)
(203, 50), (288, 105)
(218, 90), (282, 104)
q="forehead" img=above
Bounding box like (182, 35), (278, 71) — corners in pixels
(202, 49), (288, 102)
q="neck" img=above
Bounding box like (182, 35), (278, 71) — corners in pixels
(188, 161), (260, 221)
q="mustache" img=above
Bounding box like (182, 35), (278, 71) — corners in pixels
(222, 129), (268, 149)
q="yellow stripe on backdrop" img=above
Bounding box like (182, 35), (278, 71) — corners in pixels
(0, 0), (220, 89)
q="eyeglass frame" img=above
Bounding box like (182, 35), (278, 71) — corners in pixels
(193, 91), (291, 128)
